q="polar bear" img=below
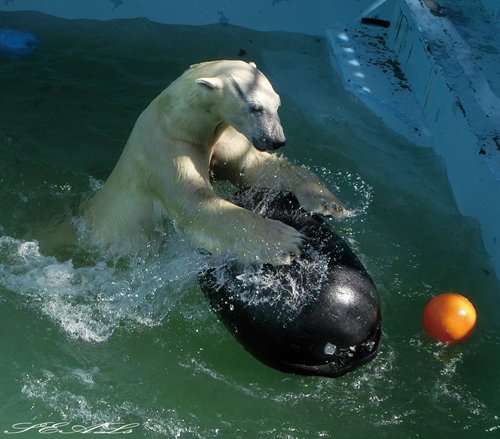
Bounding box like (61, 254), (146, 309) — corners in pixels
(84, 60), (347, 265)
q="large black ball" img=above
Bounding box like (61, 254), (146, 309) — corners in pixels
(199, 189), (381, 377)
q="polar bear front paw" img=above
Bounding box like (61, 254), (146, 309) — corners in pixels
(295, 186), (351, 219)
(256, 218), (303, 266)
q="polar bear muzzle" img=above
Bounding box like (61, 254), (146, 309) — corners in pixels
(252, 133), (286, 151)
(235, 103), (286, 151)
(251, 116), (286, 151)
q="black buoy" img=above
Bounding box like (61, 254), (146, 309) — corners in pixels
(199, 188), (381, 377)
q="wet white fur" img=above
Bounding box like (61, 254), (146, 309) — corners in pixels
(85, 60), (346, 264)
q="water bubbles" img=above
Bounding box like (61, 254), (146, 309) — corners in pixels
(0, 233), (205, 343)
(211, 248), (330, 318)
(49, 182), (73, 198)
(71, 367), (100, 388)
(297, 162), (374, 218)
(88, 177), (104, 194)
(17, 240), (41, 260)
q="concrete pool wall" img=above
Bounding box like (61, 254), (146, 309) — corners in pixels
(2, 0), (500, 279)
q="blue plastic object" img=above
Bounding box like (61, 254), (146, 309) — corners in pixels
(0, 28), (40, 56)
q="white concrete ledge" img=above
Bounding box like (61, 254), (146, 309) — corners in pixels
(329, 0), (500, 278)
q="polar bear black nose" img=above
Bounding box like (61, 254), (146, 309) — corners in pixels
(252, 135), (286, 151)
(272, 139), (286, 150)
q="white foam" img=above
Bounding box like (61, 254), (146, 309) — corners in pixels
(0, 234), (206, 342)
(21, 369), (215, 437)
(231, 250), (330, 315)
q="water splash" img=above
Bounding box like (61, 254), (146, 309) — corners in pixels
(0, 234), (205, 342)
(20, 369), (220, 438)
(210, 249), (330, 317)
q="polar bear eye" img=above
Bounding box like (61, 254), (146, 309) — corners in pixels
(249, 104), (264, 114)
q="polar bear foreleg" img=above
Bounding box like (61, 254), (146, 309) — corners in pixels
(211, 129), (349, 218)
(176, 190), (303, 265)
(158, 154), (303, 265)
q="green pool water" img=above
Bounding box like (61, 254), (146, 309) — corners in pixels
(1, 11), (499, 439)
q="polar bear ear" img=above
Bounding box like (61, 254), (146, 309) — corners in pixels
(248, 61), (257, 68)
(196, 77), (223, 90)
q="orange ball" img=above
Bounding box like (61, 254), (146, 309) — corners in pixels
(423, 293), (477, 343)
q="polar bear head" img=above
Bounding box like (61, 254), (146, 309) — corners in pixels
(194, 61), (286, 151)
